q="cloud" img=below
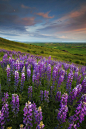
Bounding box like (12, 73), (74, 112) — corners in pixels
(35, 11), (54, 18)
(36, 4), (86, 35)
(18, 17), (35, 26)
(21, 4), (37, 14)
(59, 36), (68, 39)
(55, 4), (86, 31)
(21, 4), (29, 9)
(0, 32), (19, 36)
(31, 33), (59, 39)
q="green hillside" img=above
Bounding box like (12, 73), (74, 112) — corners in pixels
(0, 37), (86, 66)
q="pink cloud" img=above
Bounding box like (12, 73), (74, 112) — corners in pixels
(16, 17), (35, 26)
(56, 4), (86, 22)
(21, 4), (29, 9)
(35, 11), (54, 18)
(53, 4), (86, 33)
(67, 5), (86, 20)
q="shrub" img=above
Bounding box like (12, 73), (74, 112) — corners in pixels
(27, 50), (30, 52)
(40, 51), (44, 54)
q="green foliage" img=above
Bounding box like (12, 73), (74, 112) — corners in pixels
(27, 50), (30, 52)
(40, 50), (44, 54)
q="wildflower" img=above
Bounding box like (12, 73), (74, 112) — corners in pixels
(19, 124), (24, 129)
(37, 121), (45, 129)
(23, 101), (33, 128)
(7, 127), (12, 129)
(11, 94), (19, 117)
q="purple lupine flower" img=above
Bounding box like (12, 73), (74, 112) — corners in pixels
(74, 72), (78, 81)
(10, 60), (15, 75)
(81, 77), (86, 94)
(68, 123), (77, 129)
(35, 72), (41, 87)
(75, 67), (79, 72)
(6, 65), (11, 84)
(59, 69), (65, 76)
(34, 106), (43, 126)
(46, 64), (51, 89)
(66, 72), (73, 94)
(2, 92), (9, 106)
(68, 84), (82, 105)
(57, 105), (68, 123)
(55, 91), (61, 102)
(32, 74), (36, 84)
(15, 60), (20, 71)
(14, 70), (19, 92)
(77, 74), (81, 85)
(0, 61), (4, 69)
(57, 92), (68, 123)
(57, 75), (64, 91)
(23, 101), (33, 128)
(81, 94), (86, 103)
(63, 63), (69, 71)
(44, 90), (49, 103)
(64, 71), (67, 81)
(32, 101), (37, 112)
(11, 94), (19, 117)
(68, 98), (86, 128)
(38, 61), (45, 79)
(75, 101), (86, 123)
(0, 110), (5, 128)
(28, 86), (32, 102)
(52, 70), (57, 86)
(52, 66), (59, 86)
(32, 102), (44, 127)
(25, 61), (28, 70)
(20, 72), (25, 92)
(3, 54), (8, 67)
(31, 101), (37, 125)
(9, 57), (12, 65)
(60, 93), (68, 106)
(1, 103), (9, 125)
(27, 68), (31, 81)
(82, 72), (86, 78)
(22, 66), (25, 73)
(20, 61), (24, 72)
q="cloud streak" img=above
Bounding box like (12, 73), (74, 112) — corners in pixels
(35, 11), (54, 18)
(21, 4), (29, 9)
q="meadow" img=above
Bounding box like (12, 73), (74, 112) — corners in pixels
(0, 38), (86, 129)
(0, 37), (86, 66)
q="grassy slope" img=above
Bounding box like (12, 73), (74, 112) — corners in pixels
(0, 37), (86, 65)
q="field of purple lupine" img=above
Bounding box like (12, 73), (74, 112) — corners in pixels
(0, 49), (86, 129)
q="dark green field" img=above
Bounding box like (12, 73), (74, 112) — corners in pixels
(0, 37), (86, 65)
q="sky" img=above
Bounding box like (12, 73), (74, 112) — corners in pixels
(0, 0), (86, 42)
